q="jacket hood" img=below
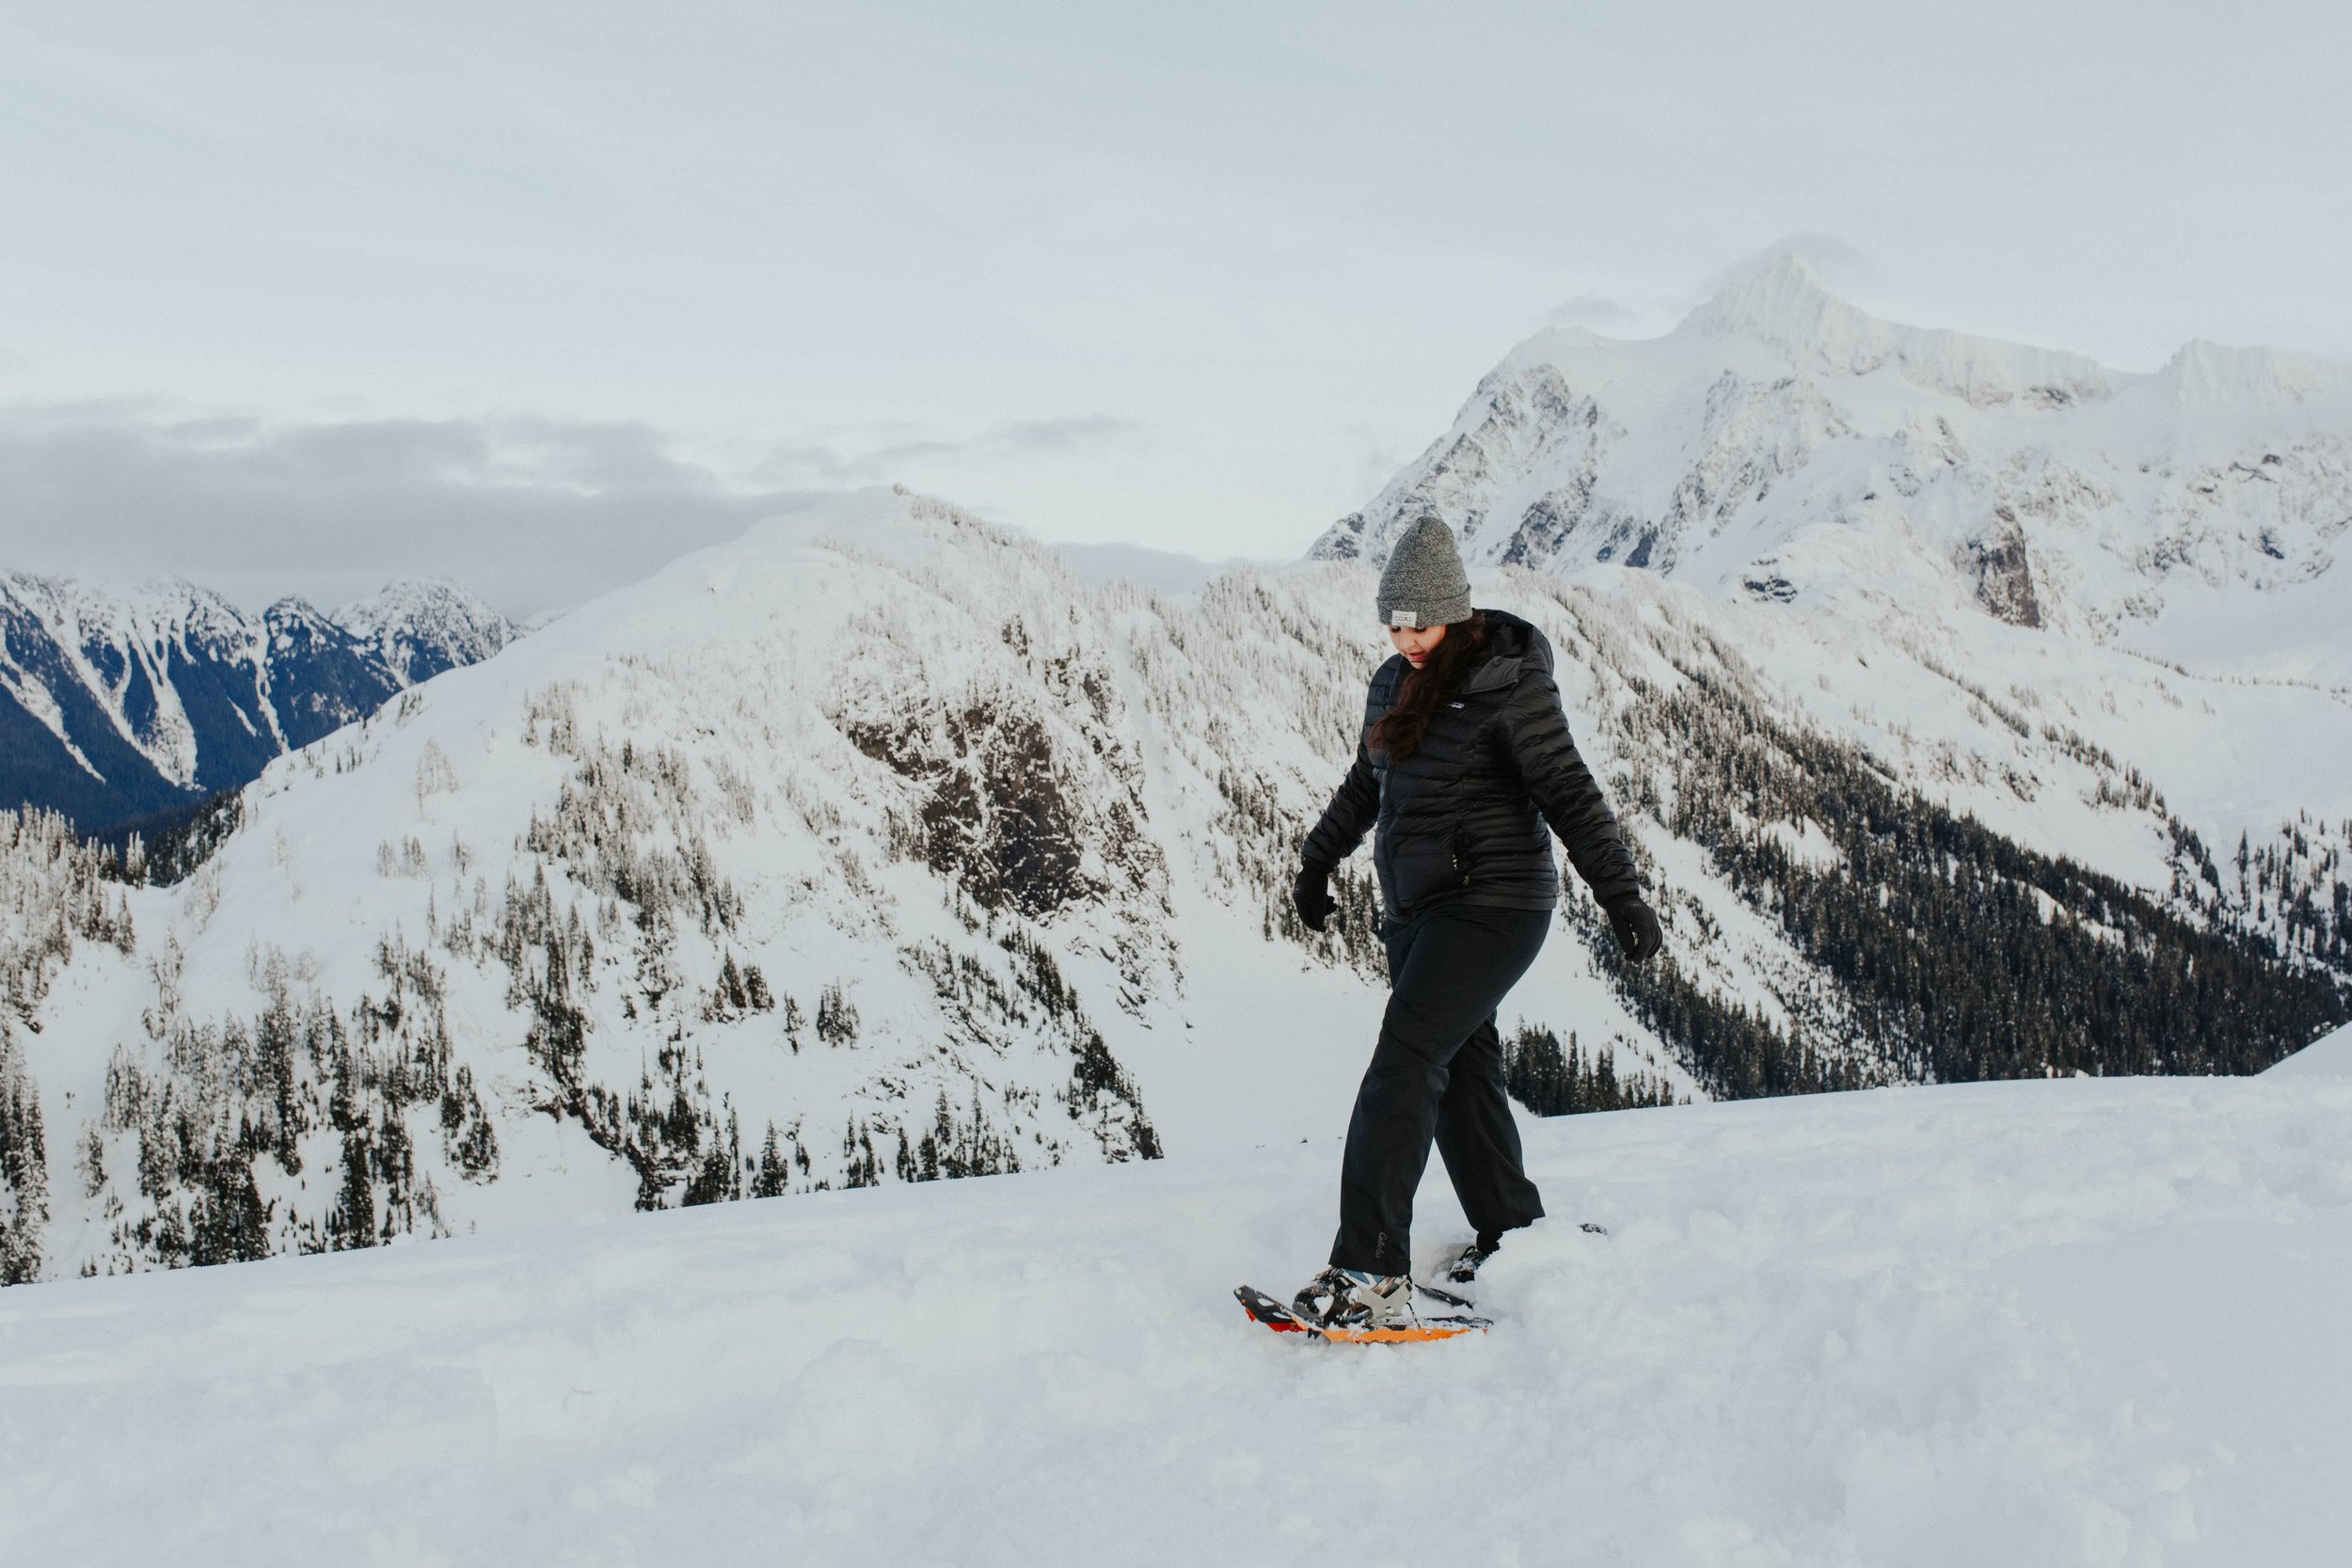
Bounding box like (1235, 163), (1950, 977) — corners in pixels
(1463, 607), (1551, 694)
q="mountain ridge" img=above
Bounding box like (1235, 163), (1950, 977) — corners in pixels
(0, 572), (517, 833)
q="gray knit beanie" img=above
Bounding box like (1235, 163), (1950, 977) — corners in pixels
(1375, 515), (1472, 628)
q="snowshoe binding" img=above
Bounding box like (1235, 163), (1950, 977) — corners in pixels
(1294, 1266), (1416, 1331)
(1234, 1268), (1490, 1344)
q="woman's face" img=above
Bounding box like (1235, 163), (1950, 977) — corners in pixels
(1388, 621), (1447, 668)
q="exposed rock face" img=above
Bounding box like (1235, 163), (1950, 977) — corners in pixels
(831, 631), (1160, 924)
(1965, 508), (2044, 628)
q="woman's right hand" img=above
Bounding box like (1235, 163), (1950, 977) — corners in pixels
(1292, 866), (1337, 933)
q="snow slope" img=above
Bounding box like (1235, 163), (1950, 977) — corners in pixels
(5, 1066), (2349, 1565)
(2265, 1019), (2352, 1079)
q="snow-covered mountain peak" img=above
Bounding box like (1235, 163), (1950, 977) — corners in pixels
(23, 571), (249, 645)
(1676, 251), (2114, 409)
(1679, 252), (1871, 351)
(1313, 269), (2352, 673)
(522, 487), (1070, 663)
(333, 577), (518, 687)
(262, 594), (335, 629)
(335, 577), (503, 638)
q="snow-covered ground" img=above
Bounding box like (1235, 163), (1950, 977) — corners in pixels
(7, 1027), (2347, 1565)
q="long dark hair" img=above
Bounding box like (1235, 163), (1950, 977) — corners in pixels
(1370, 611), (1488, 763)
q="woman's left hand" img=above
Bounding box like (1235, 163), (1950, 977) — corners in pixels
(1604, 895), (1663, 963)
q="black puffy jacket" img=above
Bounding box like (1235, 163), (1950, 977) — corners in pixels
(1301, 608), (1640, 921)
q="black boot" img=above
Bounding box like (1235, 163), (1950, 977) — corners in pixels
(1439, 1231), (1503, 1286)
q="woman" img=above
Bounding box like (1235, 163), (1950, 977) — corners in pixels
(1288, 515), (1663, 1329)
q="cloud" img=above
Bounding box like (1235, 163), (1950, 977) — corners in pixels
(1340, 422), (1417, 504)
(1047, 540), (1275, 595)
(748, 414), (1140, 486)
(0, 401), (1146, 616)
(1545, 294), (1641, 329)
(980, 415), (1141, 453)
(0, 403), (825, 618)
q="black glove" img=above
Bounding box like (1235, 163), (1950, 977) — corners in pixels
(1604, 895), (1663, 964)
(1291, 865), (1337, 933)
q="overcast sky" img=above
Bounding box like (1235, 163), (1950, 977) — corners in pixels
(4, 3), (2348, 615)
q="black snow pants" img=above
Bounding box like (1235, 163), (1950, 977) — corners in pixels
(1328, 903), (1549, 1277)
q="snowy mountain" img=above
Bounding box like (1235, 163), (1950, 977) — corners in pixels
(0, 574), (516, 833)
(334, 578), (517, 686)
(4, 1038), (2349, 1564)
(1314, 254), (2352, 683)
(0, 483), (2344, 1286)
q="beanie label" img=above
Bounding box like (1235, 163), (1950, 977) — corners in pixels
(1388, 609), (1422, 627)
